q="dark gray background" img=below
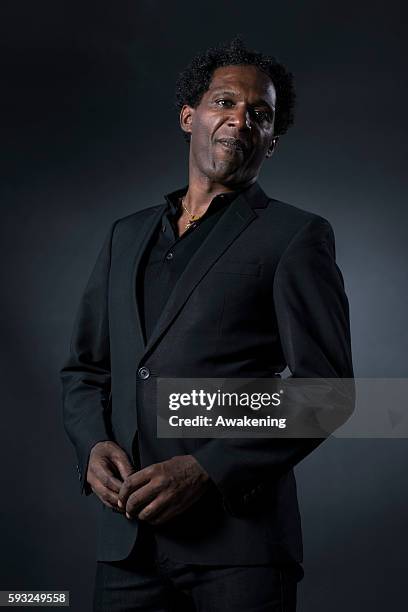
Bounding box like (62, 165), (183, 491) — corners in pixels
(1, 1), (407, 610)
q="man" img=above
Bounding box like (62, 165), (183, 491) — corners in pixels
(60, 37), (353, 611)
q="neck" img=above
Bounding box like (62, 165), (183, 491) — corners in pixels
(182, 171), (257, 216)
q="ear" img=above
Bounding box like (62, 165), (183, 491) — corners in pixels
(180, 104), (195, 136)
(266, 136), (280, 158)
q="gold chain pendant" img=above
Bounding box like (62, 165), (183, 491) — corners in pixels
(185, 215), (201, 230)
(180, 196), (202, 231)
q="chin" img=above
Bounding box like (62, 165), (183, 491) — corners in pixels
(211, 160), (244, 181)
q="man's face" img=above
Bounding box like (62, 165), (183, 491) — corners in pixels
(180, 64), (278, 187)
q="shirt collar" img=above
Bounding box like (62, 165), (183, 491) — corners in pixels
(164, 184), (245, 217)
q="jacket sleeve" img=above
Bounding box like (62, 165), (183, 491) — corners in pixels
(60, 221), (118, 496)
(192, 216), (354, 515)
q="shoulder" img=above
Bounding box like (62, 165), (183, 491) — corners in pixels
(264, 200), (337, 274)
(114, 203), (165, 227)
(265, 196), (333, 239)
(106, 203), (166, 241)
(255, 191), (335, 260)
(254, 194), (335, 260)
(96, 204), (166, 253)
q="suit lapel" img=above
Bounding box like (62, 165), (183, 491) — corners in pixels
(136, 182), (269, 362)
(130, 204), (166, 348)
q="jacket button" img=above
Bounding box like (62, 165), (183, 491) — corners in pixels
(138, 366), (150, 379)
(165, 252), (174, 260)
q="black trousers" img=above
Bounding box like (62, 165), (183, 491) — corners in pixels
(93, 525), (304, 612)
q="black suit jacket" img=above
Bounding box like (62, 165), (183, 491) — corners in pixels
(60, 181), (353, 564)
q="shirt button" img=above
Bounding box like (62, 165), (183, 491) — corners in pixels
(138, 367), (150, 379)
(166, 252), (174, 260)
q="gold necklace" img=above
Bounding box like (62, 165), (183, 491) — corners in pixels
(180, 196), (203, 230)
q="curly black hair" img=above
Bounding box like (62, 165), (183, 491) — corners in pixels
(174, 36), (296, 143)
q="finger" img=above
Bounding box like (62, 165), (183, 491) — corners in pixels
(136, 490), (176, 523)
(118, 468), (152, 508)
(137, 497), (166, 522)
(104, 498), (125, 513)
(125, 483), (158, 518)
(92, 484), (125, 511)
(111, 452), (136, 481)
(139, 487), (188, 525)
(92, 463), (123, 493)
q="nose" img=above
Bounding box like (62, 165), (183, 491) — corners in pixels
(227, 105), (251, 130)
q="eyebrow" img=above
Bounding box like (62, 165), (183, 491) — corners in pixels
(209, 89), (275, 111)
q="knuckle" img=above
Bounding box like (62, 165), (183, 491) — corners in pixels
(88, 459), (98, 473)
(92, 441), (110, 455)
(101, 474), (110, 487)
(86, 471), (95, 484)
(127, 494), (141, 512)
(103, 492), (116, 506)
(111, 451), (123, 463)
(153, 475), (167, 489)
(120, 483), (130, 495)
(152, 481), (165, 495)
(145, 465), (156, 477)
(106, 475), (116, 488)
(138, 508), (150, 520)
(123, 474), (133, 487)
(88, 476), (99, 491)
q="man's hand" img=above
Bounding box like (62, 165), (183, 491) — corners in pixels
(117, 455), (210, 525)
(87, 441), (136, 511)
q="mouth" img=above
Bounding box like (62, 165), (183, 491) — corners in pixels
(216, 138), (248, 154)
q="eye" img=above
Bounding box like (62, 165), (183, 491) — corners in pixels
(215, 98), (234, 107)
(253, 109), (273, 123)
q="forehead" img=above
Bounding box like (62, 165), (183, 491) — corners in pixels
(206, 64), (276, 105)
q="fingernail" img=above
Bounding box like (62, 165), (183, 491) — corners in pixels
(117, 500), (122, 508)
(126, 512), (131, 519)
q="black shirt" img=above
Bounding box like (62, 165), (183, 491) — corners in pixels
(137, 184), (242, 344)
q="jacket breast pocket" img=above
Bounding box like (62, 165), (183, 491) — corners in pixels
(211, 260), (265, 333)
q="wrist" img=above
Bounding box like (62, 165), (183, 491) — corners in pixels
(187, 454), (210, 482)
